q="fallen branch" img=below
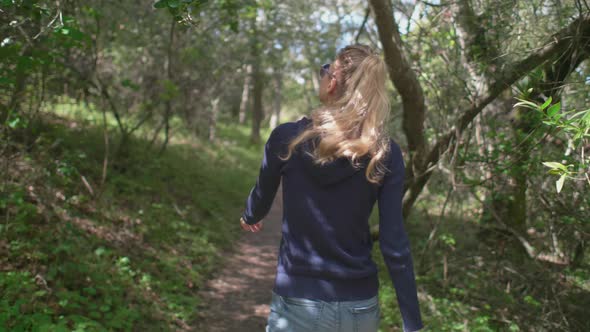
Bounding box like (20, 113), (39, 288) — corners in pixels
(470, 189), (570, 266)
(80, 175), (95, 197)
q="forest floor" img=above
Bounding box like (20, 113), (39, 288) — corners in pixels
(0, 111), (276, 331)
(192, 183), (283, 332)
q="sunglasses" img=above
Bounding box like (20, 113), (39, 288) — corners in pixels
(320, 63), (334, 79)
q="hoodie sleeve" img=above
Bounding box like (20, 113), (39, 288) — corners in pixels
(241, 125), (286, 225)
(377, 141), (424, 332)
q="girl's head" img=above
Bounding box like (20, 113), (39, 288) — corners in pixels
(282, 44), (393, 185)
(319, 45), (387, 107)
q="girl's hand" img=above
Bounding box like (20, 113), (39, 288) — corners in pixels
(240, 217), (263, 232)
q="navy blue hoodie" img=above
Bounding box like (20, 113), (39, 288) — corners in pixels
(241, 116), (423, 331)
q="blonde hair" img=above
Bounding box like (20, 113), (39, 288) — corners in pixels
(280, 44), (392, 184)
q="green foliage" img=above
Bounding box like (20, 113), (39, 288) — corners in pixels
(152, 0), (265, 32)
(154, 0), (209, 11)
(1, 103), (266, 330)
(0, 271), (57, 331)
(0, 0), (91, 133)
(514, 97), (590, 194)
(159, 79), (180, 101)
(5, 109), (29, 129)
(369, 196), (590, 332)
(439, 233), (456, 247)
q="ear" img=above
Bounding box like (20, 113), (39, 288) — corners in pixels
(327, 77), (338, 94)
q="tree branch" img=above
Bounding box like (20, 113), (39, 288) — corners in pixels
(368, 0), (590, 219)
(368, 0), (428, 181)
(404, 15), (590, 215)
(355, 7), (370, 44)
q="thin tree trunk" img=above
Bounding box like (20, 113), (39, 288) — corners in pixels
(500, 107), (530, 231)
(148, 120), (165, 149)
(96, 104), (110, 200)
(160, 105), (171, 153)
(209, 97), (220, 142)
(3, 10), (41, 124)
(249, 13), (264, 144)
(4, 45), (32, 124)
(269, 69), (282, 129)
(250, 62), (263, 144)
(303, 78), (314, 112)
(239, 64), (253, 124)
(160, 19), (176, 154)
(97, 81), (128, 149)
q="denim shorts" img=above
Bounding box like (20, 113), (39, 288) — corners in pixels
(265, 291), (380, 332)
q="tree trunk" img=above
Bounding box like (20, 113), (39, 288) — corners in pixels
(269, 69), (282, 129)
(368, 0), (428, 196)
(248, 13), (264, 144)
(4, 45), (33, 124)
(303, 77), (314, 113)
(483, 102), (530, 232)
(250, 62), (263, 144)
(3, 8), (41, 125)
(209, 97), (219, 142)
(239, 64), (252, 124)
(160, 18), (176, 154)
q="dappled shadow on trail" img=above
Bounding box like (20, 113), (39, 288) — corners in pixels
(192, 183), (283, 331)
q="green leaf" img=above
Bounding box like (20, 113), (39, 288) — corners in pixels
(556, 175), (565, 193)
(513, 98), (538, 111)
(542, 162), (568, 172)
(581, 109), (590, 125)
(167, 0), (180, 8)
(524, 295), (541, 307)
(547, 102), (561, 118)
(540, 96), (552, 111)
(8, 117), (20, 128)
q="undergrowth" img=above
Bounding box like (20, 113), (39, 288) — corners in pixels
(369, 187), (590, 332)
(0, 108), (268, 331)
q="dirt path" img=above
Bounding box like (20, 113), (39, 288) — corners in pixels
(192, 183), (284, 332)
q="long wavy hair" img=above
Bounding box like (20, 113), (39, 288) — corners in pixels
(279, 44), (392, 185)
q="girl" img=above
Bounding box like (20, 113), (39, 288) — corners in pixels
(241, 44), (423, 332)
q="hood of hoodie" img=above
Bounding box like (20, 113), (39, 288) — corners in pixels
(296, 117), (370, 186)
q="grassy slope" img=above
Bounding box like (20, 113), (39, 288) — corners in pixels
(1, 108), (269, 331)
